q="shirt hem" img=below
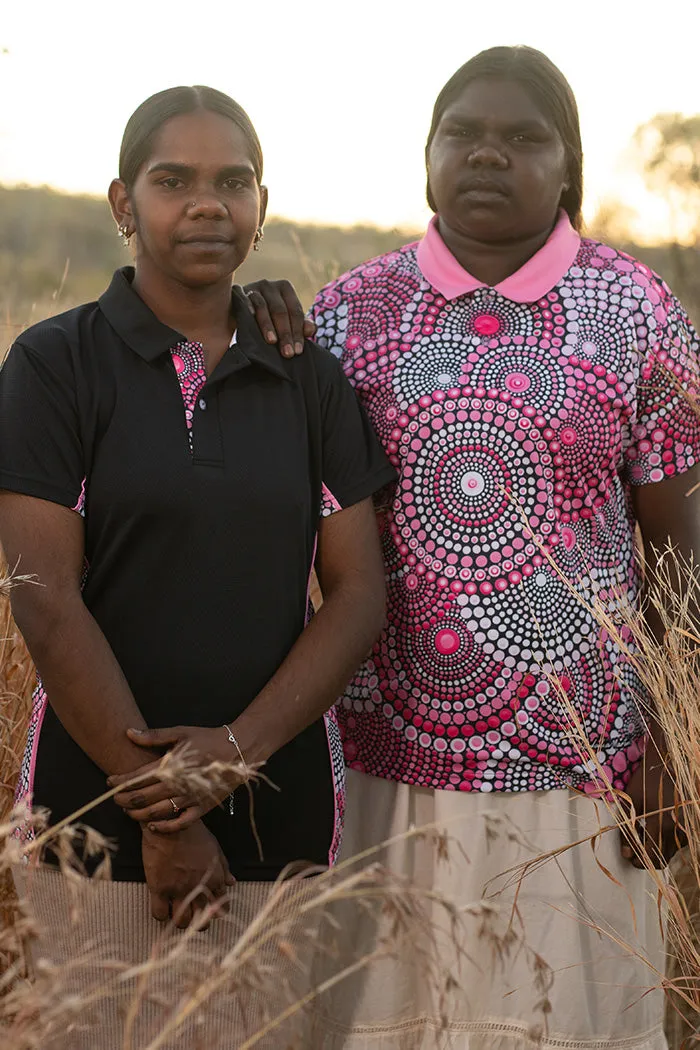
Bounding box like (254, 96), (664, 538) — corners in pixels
(332, 464), (397, 511)
(0, 472), (82, 509)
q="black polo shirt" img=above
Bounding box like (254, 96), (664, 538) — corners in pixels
(0, 268), (395, 881)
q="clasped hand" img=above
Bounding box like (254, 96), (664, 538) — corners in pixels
(108, 724), (247, 833)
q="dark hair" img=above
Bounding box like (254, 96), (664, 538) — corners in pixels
(119, 85), (263, 189)
(425, 46), (583, 230)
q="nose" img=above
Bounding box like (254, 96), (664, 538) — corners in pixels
(187, 194), (228, 218)
(467, 141), (508, 169)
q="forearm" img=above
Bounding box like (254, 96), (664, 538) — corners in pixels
(230, 582), (383, 765)
(13, 589), (160, 776)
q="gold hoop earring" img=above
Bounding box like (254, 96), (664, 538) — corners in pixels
(253, 227), (264, 252)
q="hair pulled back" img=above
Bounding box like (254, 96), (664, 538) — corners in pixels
(119, 85), (263, 189)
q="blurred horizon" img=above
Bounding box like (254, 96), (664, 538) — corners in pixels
(2, 0), (700, 243)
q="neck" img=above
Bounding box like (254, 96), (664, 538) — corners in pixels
(437, 218), (553, 287)
(132, 262), (235, 343)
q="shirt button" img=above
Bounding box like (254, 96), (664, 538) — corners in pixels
(198, 398), (207, 411)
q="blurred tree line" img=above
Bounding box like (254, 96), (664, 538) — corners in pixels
(2, 109), (700, 351)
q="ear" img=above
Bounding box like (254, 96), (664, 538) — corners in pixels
(258, 185), (269, 230)
(108, 178), (134, 234)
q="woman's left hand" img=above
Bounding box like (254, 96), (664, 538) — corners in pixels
(107, 725), (245, 833)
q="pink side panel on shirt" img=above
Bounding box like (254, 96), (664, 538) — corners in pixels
(18, 476), (87, 842)
(305, 532), (345, 864)
(14, 681), (49, 845)
(323, 707), (345, 866)
(416, 209), (581, 302)
(321, 483), (343, 516)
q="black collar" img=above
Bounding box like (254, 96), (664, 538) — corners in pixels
(98, 268), (290, 382)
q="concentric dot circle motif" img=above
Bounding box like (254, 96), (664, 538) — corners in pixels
(394, 391), (555, 589)
(553, 398), (621, 516)
(341, 266), (420, 350)
(386, 613), (502, 714)
(391, 338), (468, 407)
(307, 234), (700, 794)
(456, 566), (593, 671)
(434, 288), (541, 346)
(464, 344), (564, 414)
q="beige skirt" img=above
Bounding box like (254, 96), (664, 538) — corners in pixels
(307, 770), (668, 1050)
(11, 866), (322, 1050)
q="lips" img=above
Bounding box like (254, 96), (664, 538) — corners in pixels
(179, 233), (233, 246)
(461, 179), (509, 200)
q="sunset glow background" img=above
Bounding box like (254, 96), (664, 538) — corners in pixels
(2, 0), (699, 240)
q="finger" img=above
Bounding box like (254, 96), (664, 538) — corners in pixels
(303, 317), (316, 340)
(146, 807), (203, 833)
(192, 890), (217, 930)
(245, 289), (280, 348)
(216, 846), (236, 888)
(171, 898), (194, 930)
(127, 727), (183, 748)
(126, 795), (189, 822)
(114, 783), (176, 810)
(107, 763), (163, 789)
(619, 816), (650, 867)
(250, 282), (297, 357)
(150, 891), (170, 923)
(279, 284), (308, 355)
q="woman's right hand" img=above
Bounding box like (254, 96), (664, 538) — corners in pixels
(141, 820), (234, 928)
(242, 279), (315, 358)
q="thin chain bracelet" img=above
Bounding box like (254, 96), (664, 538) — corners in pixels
(222, 723), (247, 816)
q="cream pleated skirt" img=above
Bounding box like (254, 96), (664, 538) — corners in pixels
(12, 776), (669, 1050)
(307, 770), (668, 1050)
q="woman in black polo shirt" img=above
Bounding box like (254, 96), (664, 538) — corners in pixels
(0, 86), (394, 1048)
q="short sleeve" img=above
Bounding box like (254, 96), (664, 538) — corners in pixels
(0, 336), (85, 510)
(315, 349), (396, 517)
(624, 293), (700, 486)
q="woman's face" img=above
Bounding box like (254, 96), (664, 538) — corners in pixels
(113, 109), (267, 288)
(427, 77), (569, 244)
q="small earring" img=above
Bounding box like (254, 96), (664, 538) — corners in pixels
(117, 224), (132, 245)
(253, 227), (264, 252)
(190, 201), (197, 208)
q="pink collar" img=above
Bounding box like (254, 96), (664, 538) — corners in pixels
(416, 209), (581, 303)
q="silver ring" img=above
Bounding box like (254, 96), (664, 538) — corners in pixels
(169, 797), (180, 816)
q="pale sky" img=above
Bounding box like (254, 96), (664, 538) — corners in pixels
(1, 0), (699, 239)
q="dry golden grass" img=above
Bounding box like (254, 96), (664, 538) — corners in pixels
(0, 557), (35, 940)
(500, 532), (700, 1044)
(0, 758), (538, 1050)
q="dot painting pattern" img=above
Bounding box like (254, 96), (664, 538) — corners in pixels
(311, 236), (700, 794)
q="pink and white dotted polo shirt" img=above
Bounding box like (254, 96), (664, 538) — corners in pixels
(310, 211), (700, 794)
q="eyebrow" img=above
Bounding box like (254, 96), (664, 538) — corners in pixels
(444, 115), (550, 133)
(145, 161), (256, 178)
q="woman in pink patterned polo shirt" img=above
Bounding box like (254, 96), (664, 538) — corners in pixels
(249, 45), (700, 1050)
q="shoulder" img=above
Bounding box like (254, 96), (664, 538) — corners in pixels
(10, 300), (101, 360)
(574, 238), (698, 356)
(574, 237), (674, 305)
(313, 241), (421, 310)
(287, 339), (346, 388)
